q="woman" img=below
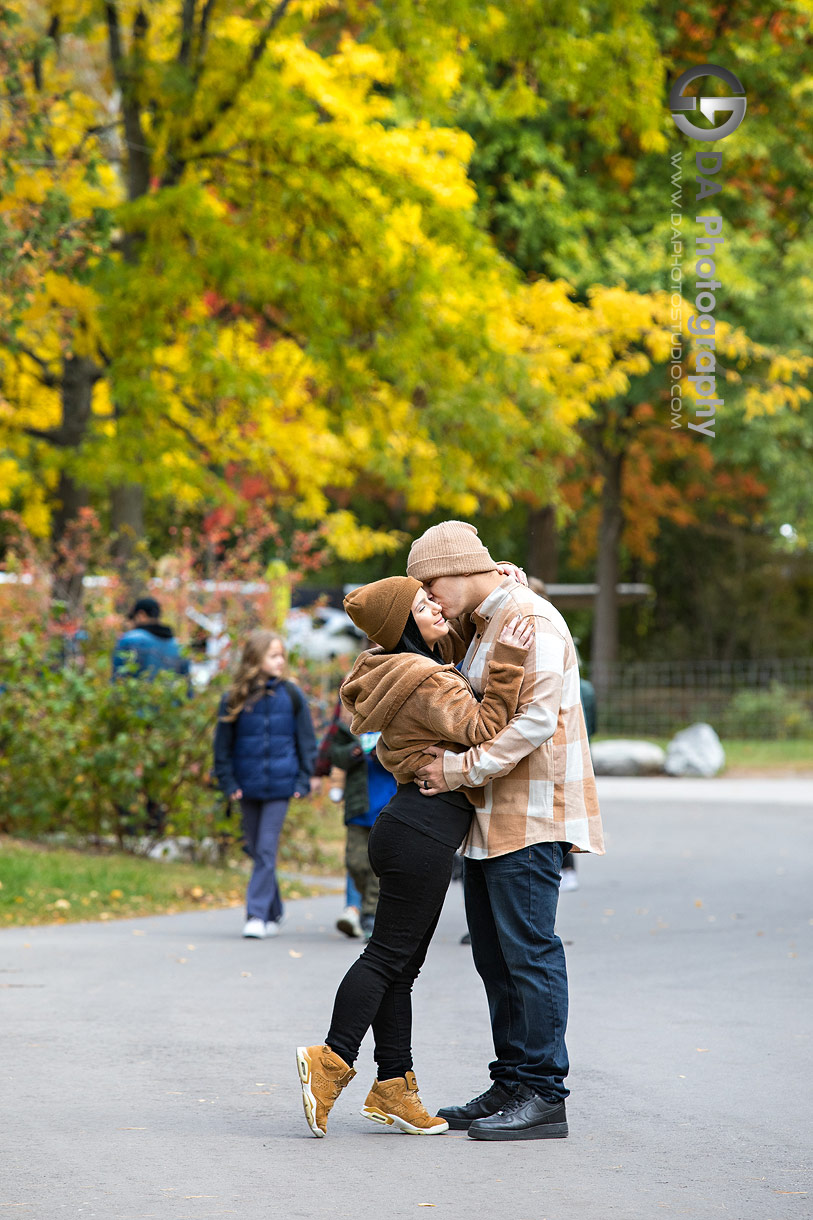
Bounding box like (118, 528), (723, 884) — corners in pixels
(213, 630), (316, 939)
(296, 576), (533, 1137)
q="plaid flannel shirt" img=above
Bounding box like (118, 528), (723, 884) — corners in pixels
(442, 578), (605, 860)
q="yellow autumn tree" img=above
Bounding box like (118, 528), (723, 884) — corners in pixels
(0, 0), (567, 589)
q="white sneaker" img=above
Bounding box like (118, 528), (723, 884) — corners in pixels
(243, 918), (266, 938)
(560, 869), (579, 892)
(265, 913), (287, 937)
(336, 906), (362, 939)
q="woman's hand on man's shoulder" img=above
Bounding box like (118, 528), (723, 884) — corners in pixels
(497, 615), (535, 652)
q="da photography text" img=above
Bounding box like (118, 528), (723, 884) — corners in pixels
(667, 65), (747, 439)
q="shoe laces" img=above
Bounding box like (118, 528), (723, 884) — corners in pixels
(494, 1084), (535, 1116)
(405, 1086), (433, 1120)
(469, 1081), (511, 1107)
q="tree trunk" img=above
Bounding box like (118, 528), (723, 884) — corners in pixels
(51, 472), (90, 610)
(109, 17), (151, 550)
(591, 449), (624, 700)
(111, 483), (146, 563)
(50, 356), (99, 611)
(526, 505), (559, 584)
(111, 481), (149, 605)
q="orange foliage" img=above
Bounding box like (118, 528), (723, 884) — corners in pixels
(561, 402), (768, 568)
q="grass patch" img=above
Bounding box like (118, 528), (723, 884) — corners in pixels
(592, 735), (813, 773)
(719, 738), (813, 773)
(0, 837), (337, 928)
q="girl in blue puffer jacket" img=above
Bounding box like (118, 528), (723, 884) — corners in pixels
(213, 630), (317, 939)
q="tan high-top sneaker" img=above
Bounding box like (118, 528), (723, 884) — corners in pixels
(361, 1071), (449, 1135)
(296, 1044), (356, 1138)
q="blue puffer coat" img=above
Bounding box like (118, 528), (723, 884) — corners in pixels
(213, 678), (317, 801)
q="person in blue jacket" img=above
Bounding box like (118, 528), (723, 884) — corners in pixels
(111, 596), (190, 836)
(213, 629), (317, 939)
(112, 597), (190, 681)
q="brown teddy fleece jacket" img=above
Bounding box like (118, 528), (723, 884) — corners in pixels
(339, 639), (527, 800)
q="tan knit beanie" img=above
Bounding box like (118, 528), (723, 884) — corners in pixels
(406, 521), (496, 583)
(343, 576), (422, 651)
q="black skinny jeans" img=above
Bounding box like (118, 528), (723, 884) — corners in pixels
(325, 811), (457, 1081)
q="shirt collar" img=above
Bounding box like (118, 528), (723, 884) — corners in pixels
(470, 577), (516, 627)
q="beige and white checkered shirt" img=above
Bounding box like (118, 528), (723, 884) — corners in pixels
(442, 578), (605, 860)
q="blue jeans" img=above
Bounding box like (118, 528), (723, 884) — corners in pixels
(464, 841), (570, 1103)
(346, 873), (362, 909)
(240, 798), (289, 922)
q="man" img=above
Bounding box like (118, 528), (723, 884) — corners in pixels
(408, 521), (604, 1142)
(112, 596), (190, 835)
(529, 577), (597, 893)
(112, 596), (190, 681)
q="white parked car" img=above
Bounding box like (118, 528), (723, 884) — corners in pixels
(284, 606), (365, 660)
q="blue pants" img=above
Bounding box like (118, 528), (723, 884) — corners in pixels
(346, 873), (362, 909)
(464, 841), (570, 1103)
(240, 798), (289, 922)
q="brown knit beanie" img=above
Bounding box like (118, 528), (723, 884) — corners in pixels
(343, 576), (422, 651)
(406, 521), (496, 583)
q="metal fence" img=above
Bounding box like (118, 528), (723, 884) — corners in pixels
(591, 659), (813, 739)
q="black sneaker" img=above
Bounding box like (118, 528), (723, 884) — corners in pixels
(436, 1080), (518, 1130)
(467, 1083), (568, 1141)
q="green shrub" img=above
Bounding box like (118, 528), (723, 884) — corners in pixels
(721, 681), (813, 740)
(0, 642), (220, 850)
(0, 640), (343, 862)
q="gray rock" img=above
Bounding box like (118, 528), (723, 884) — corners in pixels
(590, 739), (666, 776)
(665, 722), (726, 777)
(145, 836), (222, 863)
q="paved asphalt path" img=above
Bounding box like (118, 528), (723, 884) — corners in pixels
(2, 777), (811, 1220)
